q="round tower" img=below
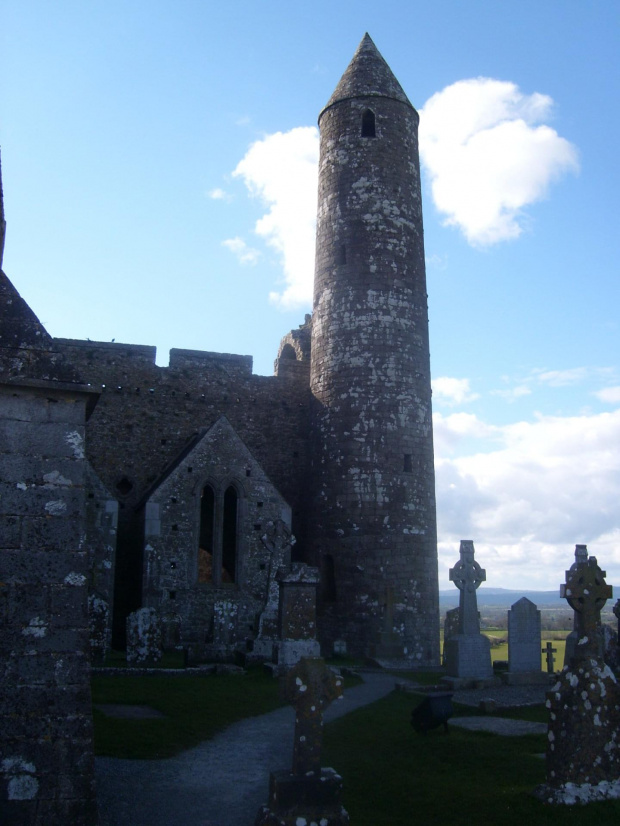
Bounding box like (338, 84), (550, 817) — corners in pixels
(309, 34), (439, 664)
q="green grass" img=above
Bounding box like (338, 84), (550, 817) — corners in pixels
(92, 667), (284, 759)
(322, 690), (620, 826)
(92, 667), (362, 759)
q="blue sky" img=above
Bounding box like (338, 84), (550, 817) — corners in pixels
(2, 1), (619, 591)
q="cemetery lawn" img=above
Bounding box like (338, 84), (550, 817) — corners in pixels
(92, 668), (284, 759)
(92, 668), (363, 759)
(322, 690), (620, 826)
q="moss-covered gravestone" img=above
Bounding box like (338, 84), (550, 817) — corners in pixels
(255, 657), (350, 825)
(536, 549), (620, 804)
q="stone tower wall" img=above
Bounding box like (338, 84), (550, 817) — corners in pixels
(309, 41), (439, 663)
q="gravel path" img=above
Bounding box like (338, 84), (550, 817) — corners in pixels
(95, 672), (398, 826)
(95, 674), (550, 825)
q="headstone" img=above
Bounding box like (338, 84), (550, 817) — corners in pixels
(443, 541), (493, 683)
(562, 544), (589, 665)
(88, 592), (110, 665)
(275, 564), (321, 669)
(255, 658), (349, 825)
(161, 612), (182, 651)
(536, 548), (620, 804)
(126, 607), (162, 665)
(212, 599), (238, 647)
(252, 519), (296, 662)
(543, 642), (557, 674)
(505, 597), (547, 685)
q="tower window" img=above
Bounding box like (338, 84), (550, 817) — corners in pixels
(403, 454), (413, 473)
(338, 245), (347, 265)
(361, 109), (376, 138)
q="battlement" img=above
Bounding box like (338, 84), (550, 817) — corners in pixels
(55, 338), (157, 365)
(168, 348), (252, 375)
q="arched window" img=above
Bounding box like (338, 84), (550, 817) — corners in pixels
(361, 109), (376, 138)
(198, 482), (241, 586)
(280, 343), (297, 360)
(221, 485), (238, 583)
(198, 484), (215, 583)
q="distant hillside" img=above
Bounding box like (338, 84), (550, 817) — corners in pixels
(440, 588), (566, 608)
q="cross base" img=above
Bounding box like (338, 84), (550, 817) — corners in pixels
(255, 768), (350, 826)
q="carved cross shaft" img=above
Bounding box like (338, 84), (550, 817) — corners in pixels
(283, 658), (343, 776)
(449, 540), (486, 635)
(560, 555), (612, 659)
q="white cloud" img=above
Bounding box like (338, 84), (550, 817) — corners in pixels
(435, 409), (620, 588)
(232, 127), (319, 308)
(595, 386), (620, 404)
(432, 376), (479, 406)
(222, 236), (260, 265)
(419, 78), (579, 246)
(534, 367), (589, 387)
(208, 188), (230, 201)
(491, 385), (532, 402)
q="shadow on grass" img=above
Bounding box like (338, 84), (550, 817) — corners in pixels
(92, 667), (284, 759)
(322, 690), (620, 826)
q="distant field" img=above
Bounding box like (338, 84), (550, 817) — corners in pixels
(439, 630), (569, 672)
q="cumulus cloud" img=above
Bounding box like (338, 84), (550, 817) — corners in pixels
(419, 78), (579, 246)
(432, 376), (479, 406)
(222, 236), (260, 265)
(435, 409), (620, 588)
(595, 386), (620, 404)
(232, 126), (319, 308)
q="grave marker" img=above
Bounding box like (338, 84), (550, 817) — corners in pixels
(536, 546), (620, 804)
(255, 658), (350, 825)
(443, 541), (493, 683)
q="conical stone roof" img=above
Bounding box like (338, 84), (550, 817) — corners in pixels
(321, 33), (413, 118)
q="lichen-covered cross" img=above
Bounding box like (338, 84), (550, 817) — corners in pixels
(560, 555), (612, 659)
(282, 657), (343, 776)
(449, 540), (485, 635)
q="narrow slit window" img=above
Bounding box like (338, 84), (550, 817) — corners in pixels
(403, 454), (413, 473)
(338, 245), (347, 265)
(361, 109), (376, 138)
(198, 485), (215, 583)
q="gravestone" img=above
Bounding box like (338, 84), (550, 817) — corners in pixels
(275, 564), (321, 670)
(255, 658), (349, 825)
(88, 592), (110, 665)
(536, 550), (620, 804)
(443, 541), (493, 684)
(251, 519), (296, 662)
(161, 612), (182, 651)
(126, 607), (162, 665)
(505, 597), (547, 685)
(562, 544), (590, 666)
(543, 642), (557, 674)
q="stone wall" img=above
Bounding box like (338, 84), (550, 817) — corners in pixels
(141, 416), (293, 661)
(0, 379), (98, 824)
(54, 337), (311, 643)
